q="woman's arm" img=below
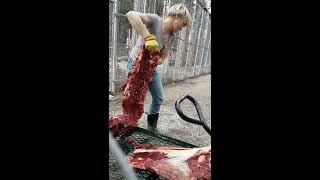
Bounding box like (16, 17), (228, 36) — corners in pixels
(126, 11), (159, 53)
(126, 11), (151, 39)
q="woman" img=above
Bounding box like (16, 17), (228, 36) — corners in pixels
(126, 4), (192, 132)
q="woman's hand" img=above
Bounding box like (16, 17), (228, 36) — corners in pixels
(157, 49), (170, 65)
(144, 35), (160, 53)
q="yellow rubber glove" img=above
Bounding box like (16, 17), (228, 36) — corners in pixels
(144, 35), (160, 54)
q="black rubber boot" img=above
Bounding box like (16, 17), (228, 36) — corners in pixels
(147, 113), (159, 132)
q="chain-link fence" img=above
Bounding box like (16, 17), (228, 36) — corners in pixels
(109, 0), (211, 93)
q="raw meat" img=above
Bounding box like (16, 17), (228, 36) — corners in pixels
(127, 136), (135, 144)
(109, 46), (160, 137)
(128, 144), (212, 180)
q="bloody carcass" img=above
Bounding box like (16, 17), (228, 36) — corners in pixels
(128, 144), (212, 180)
(109, 46), (160, 137)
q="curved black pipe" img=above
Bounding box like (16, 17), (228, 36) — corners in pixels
(175, 95), (212, 136)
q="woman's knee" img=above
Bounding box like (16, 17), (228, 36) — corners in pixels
(152, 95), (164, 105)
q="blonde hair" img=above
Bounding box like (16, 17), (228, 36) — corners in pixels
(167, 4), (192, 28)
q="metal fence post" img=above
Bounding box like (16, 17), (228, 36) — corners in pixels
(143, 0), (147, 12)
(192, 10), (204, 76)
(199, 14), (210, 75)
(172, 37), (179, 81)
(204, 32), (211, 73)
(209, 43), (212, 73)
(111, 0), (118, 93)
(205, 40), (211, 73)
(183, 22), (194, 79)
(162, 53), (169, 84)
(183, 44), (189, 78)
(109, 0), (113, 93)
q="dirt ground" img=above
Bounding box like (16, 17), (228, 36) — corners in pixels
(109, 74), (211, 146)
(108, 74), (212, 179)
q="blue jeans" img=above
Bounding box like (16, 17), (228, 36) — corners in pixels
(126, 56), (164, 115)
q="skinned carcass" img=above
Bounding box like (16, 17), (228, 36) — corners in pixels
(109, 46), (160, 137)
(128, 144), (212, 180)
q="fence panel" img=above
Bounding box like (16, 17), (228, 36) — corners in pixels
(109, 0), (212, 93)
(109, 0), (115, 93)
